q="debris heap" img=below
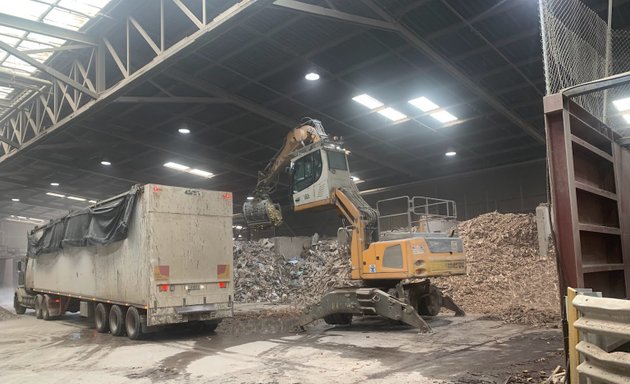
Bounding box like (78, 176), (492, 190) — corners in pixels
(233, 239), (353, 304)
(233, 211), (560, 327)
(436, 212), (560, 326)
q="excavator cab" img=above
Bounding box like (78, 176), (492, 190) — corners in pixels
(289, 143), (354, 212)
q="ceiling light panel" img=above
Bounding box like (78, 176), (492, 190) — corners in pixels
(408, 97), (439, 112)
(378, 107), (408, 122)
(188, 169), (214, 178)
(67, 196), (86, 201)
(352, 94), (384, 110)
(623, 114), (630, 124)
(430, 110), (458, 123)
(614, 97), (630, 112)
(164, 162), (190, 171)
(46, 192), (65, 198)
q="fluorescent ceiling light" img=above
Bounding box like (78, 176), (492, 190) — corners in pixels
(50, 182), (59, 186)
(445, 151), (457, 157)
(29, 218), (44, 222)
(408, 97), (439, 112)
(378, 107), (408, 122)
(235, 225), (243, 230)
(430, 110), (458, 123)
(188, 169), (214, 178)
(352, 94), (384, 110)
(11, 198), (19, 202)
(100, 160), (111, 166)
(163, 162), (190, 171)
(67, 196), (86, 202)
(246, 196), (254, 200)
(305, 72), (320, 81)
(17, 216), (26, 220)
(613, 97), (630, 111)
(89, 200), (97, 204)
(178, 128), (190, 134)
(46, 192), (65, 198)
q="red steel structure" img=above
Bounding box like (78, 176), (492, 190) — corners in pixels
(544, 87), (630, 299)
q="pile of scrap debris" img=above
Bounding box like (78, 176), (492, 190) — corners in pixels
(233, 211), (560, 326)
(233, 239), (354, 304)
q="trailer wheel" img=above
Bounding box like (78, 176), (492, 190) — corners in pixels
(125, 307), (145, 340)
(34, 294), (43, 319)
(95, 303), (110, 333)
(13, 294), (26, 315)
(42, 295), (52, 320)
(109, 305), (127, 336)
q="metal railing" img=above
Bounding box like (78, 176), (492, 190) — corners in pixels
(376, 195), (457, 235)
(566, 287), (630, 383)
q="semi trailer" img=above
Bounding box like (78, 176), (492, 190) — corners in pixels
(13, 184), (234, 340)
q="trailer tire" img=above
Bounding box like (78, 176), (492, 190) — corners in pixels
(125, 307), (145, 340)
(95, 303), (110, 333)
(13, 294), (26, 315)
(109, 305), (127, 336)
(42, 295), (52, 321)
(34, 294), (43, 319)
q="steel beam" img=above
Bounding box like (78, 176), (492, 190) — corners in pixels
(114, 96), (226, 104)
(0, 0), (267, 163)
(0, 68), (52, 87)
(365, 1), (545, 145)
(0, 41), (98, 99)
(0, 13), (98, 45)
(272, 0), (395, 31)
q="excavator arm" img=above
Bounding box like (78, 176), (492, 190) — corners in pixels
(243, 118), (327, 227)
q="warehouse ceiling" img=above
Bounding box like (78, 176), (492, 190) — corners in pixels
(0, 0), (629, 222)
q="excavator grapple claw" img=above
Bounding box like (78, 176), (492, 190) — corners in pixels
(298, 287), (432, 333)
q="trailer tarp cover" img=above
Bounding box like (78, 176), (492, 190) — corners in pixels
(28, 186), (140, 256)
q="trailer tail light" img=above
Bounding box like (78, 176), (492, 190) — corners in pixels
(159, 284), (169, 292)
(218, 282), (227, 289)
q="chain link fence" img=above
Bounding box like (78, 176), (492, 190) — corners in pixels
(540, 0), (630, 137)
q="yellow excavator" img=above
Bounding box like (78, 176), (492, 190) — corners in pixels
(243, 118), (465, 331)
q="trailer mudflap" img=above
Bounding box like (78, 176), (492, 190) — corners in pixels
(174, 304), (217, 314)
(299, 287), (431, 332)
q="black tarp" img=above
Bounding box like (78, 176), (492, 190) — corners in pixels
(28, 185), (141, 256)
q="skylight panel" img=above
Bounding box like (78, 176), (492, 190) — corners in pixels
(0, 1), (49, 21)
(0, 35), (20, 47)
(44, 7), (90, 31)
(0, 26), (28, 39)
(27, 32), (66, 47)
(18, 40), (54, 62)
(3, 55), (37, 73)
(0, 86), (15, 99)
(59, 0), (109, 18)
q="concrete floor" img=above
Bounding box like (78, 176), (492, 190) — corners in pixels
(0, 305), (563, 384)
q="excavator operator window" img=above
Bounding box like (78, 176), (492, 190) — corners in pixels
(292, 151), (322, 192)
(327, 150), (348, 171)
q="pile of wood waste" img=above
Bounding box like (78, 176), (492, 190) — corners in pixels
(233, 211), (560, 327)
(435, 212), (560, 327)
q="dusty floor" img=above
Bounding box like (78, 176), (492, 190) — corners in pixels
(0, 304), (563, 384)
